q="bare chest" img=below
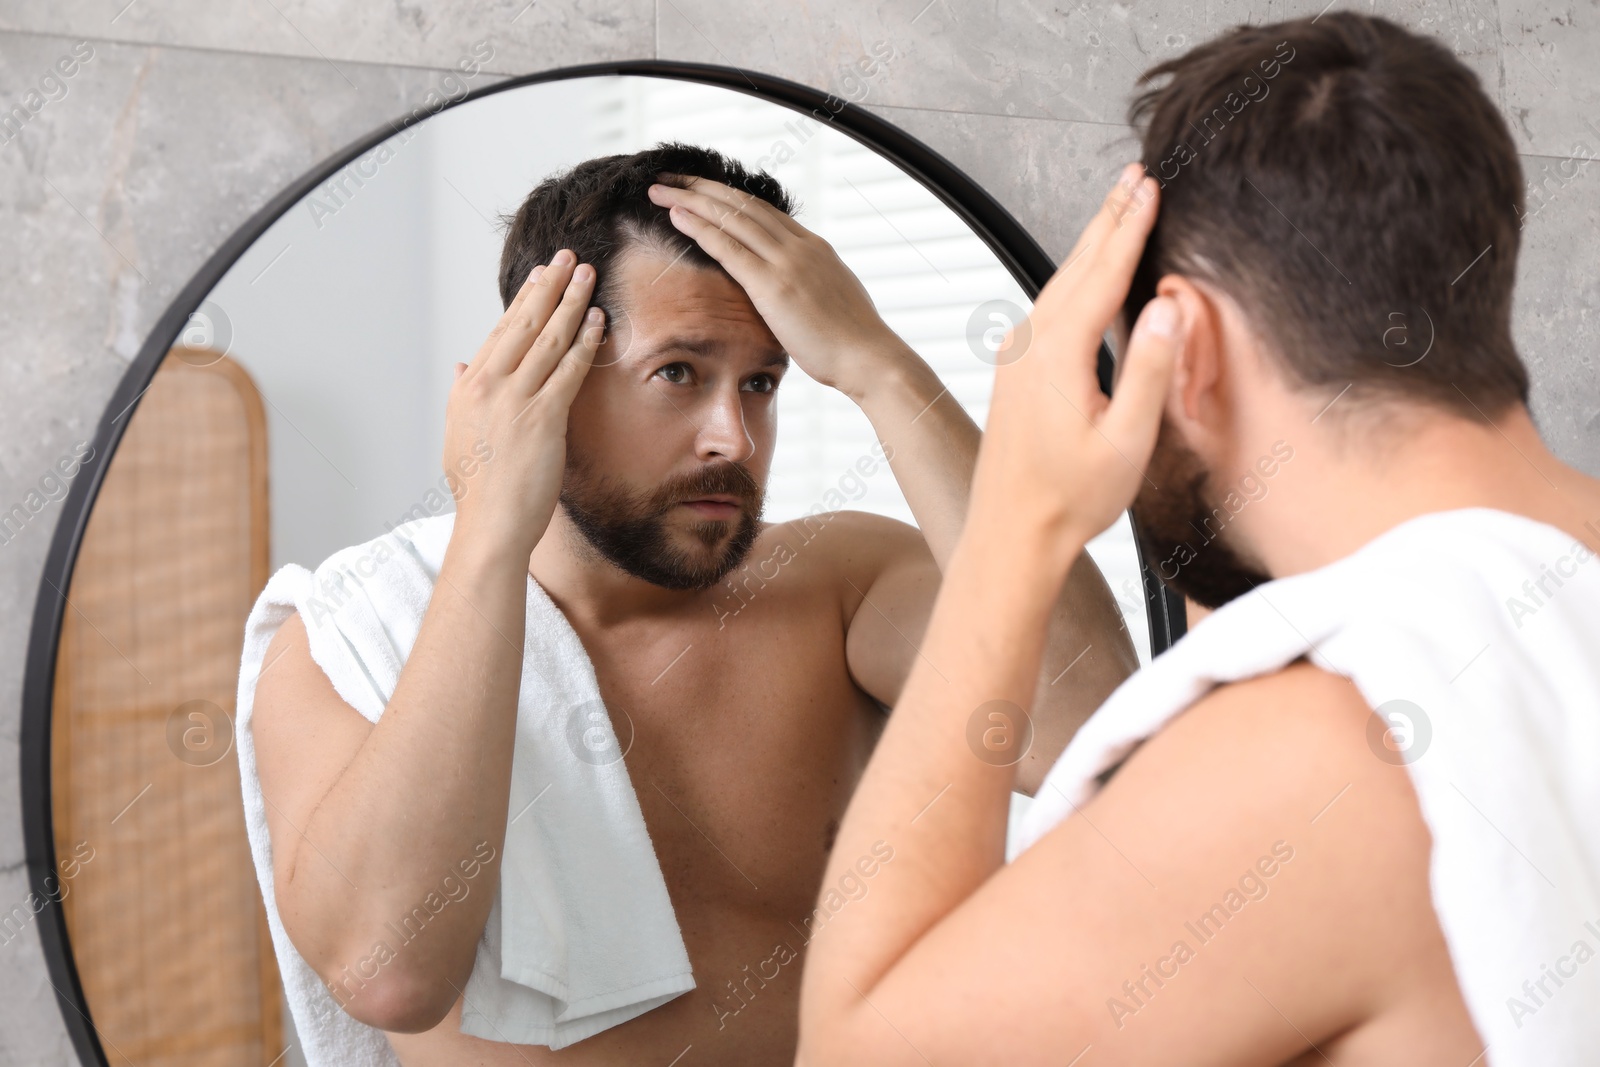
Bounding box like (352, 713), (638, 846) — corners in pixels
(389, 579), (885, 1067)
(576, 580), (885, 914)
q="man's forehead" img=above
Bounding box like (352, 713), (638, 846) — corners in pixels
(608, 247), (785, 362)
(610, 246), (747, 312)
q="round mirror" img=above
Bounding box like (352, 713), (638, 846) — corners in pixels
(23, 62), (1183, 1067)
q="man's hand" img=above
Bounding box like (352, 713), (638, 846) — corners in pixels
(646, 175), (912, 399)
(969, 163), (1181, 571)
(445, 249), (603, 556)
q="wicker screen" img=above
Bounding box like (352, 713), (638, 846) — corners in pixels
(49, 348), (285, 1066)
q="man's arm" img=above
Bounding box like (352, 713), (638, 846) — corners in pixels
(795, 655), (1472, 1065)
(795, 163), (1246, 1061)
(797, 162), (1478, 1067)
(646, 176), (1138, 784)
(838, 356), (1137, 794)
(251, 252), (602, 1032)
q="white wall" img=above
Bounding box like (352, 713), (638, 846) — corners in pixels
(206, 121), (438, 572)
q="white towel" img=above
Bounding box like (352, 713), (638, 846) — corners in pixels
(1010, 507), (1600, 1066)
(234, 511), (696, 1067)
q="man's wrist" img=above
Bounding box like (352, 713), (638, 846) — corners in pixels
(446, 510), (543, 577)
(958, 504), (1089, 587)
(836, 335), (927, 409)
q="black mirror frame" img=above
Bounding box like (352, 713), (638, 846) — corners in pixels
(20, 57), (1187, 1067)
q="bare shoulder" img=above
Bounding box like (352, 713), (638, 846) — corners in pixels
(1097, 659), (1435, 895)
(252, 609), (312, 743)
(759, 509), (925, 565)
(1150, 658), (1388, 775)
(1041, 659), (1478, 1057)
(797, 661), (1477, 1063)
(253, 610), (371, 757)
(757, 509), (932, 599)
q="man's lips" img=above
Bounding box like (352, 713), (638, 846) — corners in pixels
(677, 495), (741, 518)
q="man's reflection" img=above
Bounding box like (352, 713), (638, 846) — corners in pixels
(250, 142), (1139, 1067)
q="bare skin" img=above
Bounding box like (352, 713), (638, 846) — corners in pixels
(252, 186), (1138, 1066)
(795, 163), (1600, 1064)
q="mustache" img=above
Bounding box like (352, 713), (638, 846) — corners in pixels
(654, 462), (761, 510)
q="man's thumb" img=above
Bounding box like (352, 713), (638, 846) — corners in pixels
(1103, 296), (1181, 453)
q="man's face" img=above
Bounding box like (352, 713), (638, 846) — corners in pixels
(558, 246), (787, 591)
(1112, 309), (1273, 609)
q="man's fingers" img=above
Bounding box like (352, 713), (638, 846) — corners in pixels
(649, 182), (785, 260)
(660, 203), (765, 280)
(1097, 172), (1161, 287)
(535, 310), (604, 411)
(1028, 166), (1162, 383)
(660, 174), (803, 240)
(483, 255), (586, 378)
(506, 263), (596, 389)
(1054, 166), (1159, 298)
(1087, 163), (1155, 255)
(463, 263), (545, 382)
(1100, 296), (1182, 466)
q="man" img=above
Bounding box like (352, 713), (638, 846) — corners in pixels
(250, 144), (1137, 1065)
(797, 12), (1600, 1066)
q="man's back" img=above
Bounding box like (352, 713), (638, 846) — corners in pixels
(798, 454), (1600, 1064)
(1022, 477), (1600, 1061)
(1032, 659), (1483, 1064)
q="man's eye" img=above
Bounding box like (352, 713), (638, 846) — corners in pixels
(655, 362), (690, 385)
(745, 374), (777, 394)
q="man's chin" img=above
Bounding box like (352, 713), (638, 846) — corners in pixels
(637, 523), (752, 589)
(559, 486), (762, 590)
(667, 532), (730, 560)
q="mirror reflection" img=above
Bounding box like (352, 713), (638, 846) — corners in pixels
(52, 74), (1154, 1067)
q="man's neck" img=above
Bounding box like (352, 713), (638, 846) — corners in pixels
(1233, 403), (1600, 580)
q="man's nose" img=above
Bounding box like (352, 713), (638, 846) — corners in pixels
(695, 387), (756, 465)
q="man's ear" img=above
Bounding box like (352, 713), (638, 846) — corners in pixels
(1155, 275), (1218, 429)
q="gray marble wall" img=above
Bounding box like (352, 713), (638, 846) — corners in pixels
(1, 0), (1595, 1061)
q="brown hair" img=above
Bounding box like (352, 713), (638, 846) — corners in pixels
(497, 142), (794, 322)
(1122, 11), (1529, 420)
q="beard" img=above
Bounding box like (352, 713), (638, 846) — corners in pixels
(558, 447), (764, 591)
(1129, 415), (1273, 610)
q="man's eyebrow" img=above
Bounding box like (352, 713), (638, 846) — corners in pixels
(637, 336), (789, 368)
